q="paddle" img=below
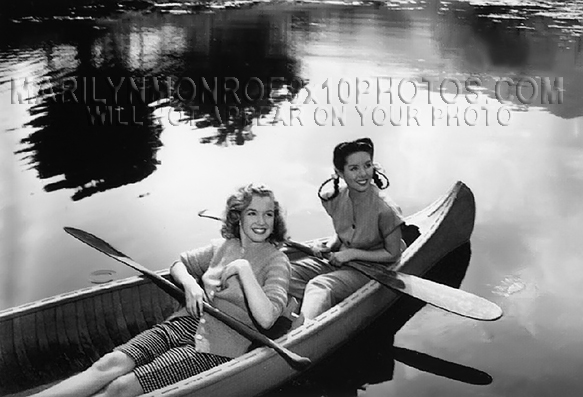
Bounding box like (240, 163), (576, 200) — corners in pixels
(198, 210), (503, 321)
(284, 239), (502, 321)
(63, 227), (311, 371)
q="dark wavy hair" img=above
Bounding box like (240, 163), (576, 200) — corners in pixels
(318, 137), (389, 201)
(220, 183), (287, 244)
(332, 137), (375, 171)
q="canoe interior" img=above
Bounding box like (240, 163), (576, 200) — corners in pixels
(0, 181), (475, 397)
(0, 277), (180, 396)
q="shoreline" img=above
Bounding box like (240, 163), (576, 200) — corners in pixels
(2, 0), (389, 22)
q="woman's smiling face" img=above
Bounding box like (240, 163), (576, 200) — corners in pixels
(239, 195), (275, 245)
(338, 151), (374, 193)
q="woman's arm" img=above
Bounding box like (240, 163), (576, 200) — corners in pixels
(170, 261), (206, 317)
(221, 258), (289, 329)
(330, 226), (403, 266)
(327, 234), (342, 251)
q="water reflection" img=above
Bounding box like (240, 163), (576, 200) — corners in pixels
(421, 1), (583, 119)
(167, 16), (305, 146)
(10, 8), (304, 199)
(17, 72), (163, 201)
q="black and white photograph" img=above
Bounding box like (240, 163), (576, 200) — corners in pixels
(1, 0), (582, 396)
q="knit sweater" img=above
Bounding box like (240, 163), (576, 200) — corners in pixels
(170, 238), (290, 358)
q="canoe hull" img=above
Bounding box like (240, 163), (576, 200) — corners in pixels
(0, 181), (475, 397)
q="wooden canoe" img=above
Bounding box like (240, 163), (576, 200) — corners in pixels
(0, 181), (476, 397)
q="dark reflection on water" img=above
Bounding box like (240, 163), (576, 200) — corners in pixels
(420, 1), (583, 119)
(171, 16), (305, 146)
(17, 73), (164, 201)
(6, 6), (304, 200)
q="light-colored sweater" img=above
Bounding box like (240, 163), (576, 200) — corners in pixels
(170, 238), (290, 358)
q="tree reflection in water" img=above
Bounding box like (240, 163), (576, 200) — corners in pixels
(14, 9), (304, 200)
(18, 69), (163, 202)
(163, 17), (305, 147)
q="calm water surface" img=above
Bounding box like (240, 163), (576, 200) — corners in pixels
(1, 0), (582, 396)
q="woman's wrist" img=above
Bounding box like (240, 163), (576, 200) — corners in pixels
(182, 276), (200, 289)
(237, 261), (253, 278)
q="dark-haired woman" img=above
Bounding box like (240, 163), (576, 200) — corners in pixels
(289, 138), (405, 322)
(34, 184), (290, 397)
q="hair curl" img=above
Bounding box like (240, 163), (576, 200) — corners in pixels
(318, 137), (389, 201)
(221, 183), (287, 244)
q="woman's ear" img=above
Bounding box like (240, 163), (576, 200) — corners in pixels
(334, 169), (343, 180)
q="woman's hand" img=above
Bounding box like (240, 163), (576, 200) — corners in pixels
(221, 259), (251, 286)
(183, 281), (206, 318)
(328, 249), (355, 266)
(311, 241), (332, 259)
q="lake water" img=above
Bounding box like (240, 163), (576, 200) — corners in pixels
(1, 0), (582, 396)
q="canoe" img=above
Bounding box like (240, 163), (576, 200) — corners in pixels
(0, 181), (476, 397)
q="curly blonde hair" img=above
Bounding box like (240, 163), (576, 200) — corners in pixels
(221, 183), (287, 244)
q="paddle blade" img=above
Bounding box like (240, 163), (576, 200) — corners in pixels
(347, 261), (502, 321)
(64, 227), (186, 302)
(64, 227), (128, 259)
(396, 272), (503, 321)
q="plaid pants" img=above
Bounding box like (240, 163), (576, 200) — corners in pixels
(115, 316), (231, 393)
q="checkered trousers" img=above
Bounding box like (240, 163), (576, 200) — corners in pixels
(115, 316), (232, 393)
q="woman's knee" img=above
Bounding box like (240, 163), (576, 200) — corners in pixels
(304, 279), (333, 303)
(93, 351), (135, 374)
(305, 273), (356, 306)
(306, 275), (335, 291)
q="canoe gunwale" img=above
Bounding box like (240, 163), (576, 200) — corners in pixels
(0, 272), (170, 323)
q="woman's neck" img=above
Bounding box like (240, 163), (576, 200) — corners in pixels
(239, 236), (268, 251)
(348, 185), (373, 202)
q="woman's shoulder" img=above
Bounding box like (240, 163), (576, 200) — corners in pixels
(374, 188), (403, 215)
(318, 184), (338, 202)
(211, 237), (229, 247)
(269, 243), (291, 260)
(261, 244), (291, 268)
(321, 185), (348, 212)
(209, 238), (237, 254)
